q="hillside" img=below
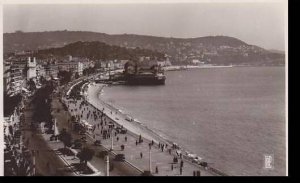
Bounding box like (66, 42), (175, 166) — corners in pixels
(4, 31), (285, 65)
(35, 41), (165, 60)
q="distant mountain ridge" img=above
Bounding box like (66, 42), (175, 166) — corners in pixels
(4, 30), (285, 65)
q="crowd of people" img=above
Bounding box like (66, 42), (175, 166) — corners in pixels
(61, 83), (202, 176)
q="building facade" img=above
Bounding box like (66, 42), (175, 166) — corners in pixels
(27, 57), (37, 81)
(4, 61), (11, 95)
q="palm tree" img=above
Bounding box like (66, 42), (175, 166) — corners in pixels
(59, 128), (72, 152)
(76, 147), (95, 172)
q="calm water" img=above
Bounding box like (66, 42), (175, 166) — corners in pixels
(102, 67), (286, 176)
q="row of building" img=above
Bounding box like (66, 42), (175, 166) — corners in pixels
(4, 54), (173, 96)
(4, 56), (95, 96)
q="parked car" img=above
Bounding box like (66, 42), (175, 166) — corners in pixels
(192, 156), (202, 164)
(125, 116), (133, 122)
(199, 161), (208, 167)
(94, 140), (101, 146)
(120, 129), (127, 134)
(114, 154), (125, 162)
(187, 153), (197, 160)
(73, 140), (82, 149)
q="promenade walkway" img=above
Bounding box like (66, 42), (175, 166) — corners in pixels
(51, 98), (141, 176)
(63, 83), (215, 176)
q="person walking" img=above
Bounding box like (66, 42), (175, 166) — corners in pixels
(171, 164), (173, 171)
(125, 136), (127, 142)
(155, 166), (159, 174)
(46, 161), (50, 171)
(140, 152), (143, 159)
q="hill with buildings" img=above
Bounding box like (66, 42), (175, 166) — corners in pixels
(34, 41), (165, 61)
(4, 31), (285, 65)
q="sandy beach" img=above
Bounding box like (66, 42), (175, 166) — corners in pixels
(86, 83), (170, 144)
(62, 81), (218, 176)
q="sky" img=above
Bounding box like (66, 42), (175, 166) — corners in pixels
(3, 2), (286, 50)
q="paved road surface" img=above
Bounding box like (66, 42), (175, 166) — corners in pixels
(21, 99), (73, 176)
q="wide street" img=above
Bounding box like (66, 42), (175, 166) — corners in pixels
(21, 98), (73, 176)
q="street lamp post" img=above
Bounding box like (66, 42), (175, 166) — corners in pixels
(32, 150), (36, 176)
(110, 129), (113, 151)
(106, 155), (109, 176)
(149, 145), (152, 173)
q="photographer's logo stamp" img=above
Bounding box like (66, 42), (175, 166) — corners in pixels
(264, 154), (274, 170)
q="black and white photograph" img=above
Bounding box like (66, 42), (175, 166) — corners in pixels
(1, 0), (287, 176)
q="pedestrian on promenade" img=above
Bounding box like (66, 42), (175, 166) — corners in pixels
(46, 162), (50, 170)
(140, 152), (143, 159)
(155, 166), (158, 174)
(125, 136), (127, 142)
(136, 140), (138, 146)
(180, 167), (183, 175)
(171, 164), (173, 171)
(180, 160), (184, 168)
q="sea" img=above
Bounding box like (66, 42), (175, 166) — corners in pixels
(101, 66), (286, 176)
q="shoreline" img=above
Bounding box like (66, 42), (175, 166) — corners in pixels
(96, 84), (178, 146)
(86, 83), (166, 144)
(163, 65), (285, 71)
(85, 82), (227, 176)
